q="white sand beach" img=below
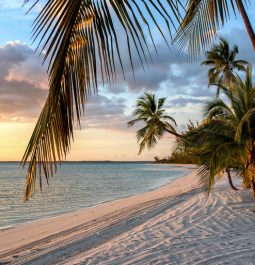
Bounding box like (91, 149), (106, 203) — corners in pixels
(1, 165), (255, 265)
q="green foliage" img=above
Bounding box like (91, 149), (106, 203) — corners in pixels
(154, 148), (199, 164)
(154, 120), (199, 164)
(180, 119), (244, 190)
(180, 65), (255, 193)
(174, 0), (253, 57)
(22, 0), (183, 200)
(131, 40), (255, 195)
(201, 38), (248, 96)
(128, 93), (178, 154)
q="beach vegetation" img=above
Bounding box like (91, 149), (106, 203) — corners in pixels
(179, 65), (255, 195)
(20, 0), (254, 199)
(178, 119), (242, 191)
(153, 121), (199, 164)
(201, 38), (248, 96)
(21, 1), (183, 200)
(128, 93), (179, 154)
(153, 148), (199, 164)
(130, 40), (255, 195)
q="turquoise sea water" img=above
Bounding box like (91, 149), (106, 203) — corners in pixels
(0, 162), (190, 229)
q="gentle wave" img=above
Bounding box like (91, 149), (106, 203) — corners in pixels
(0, 162), (190, 229)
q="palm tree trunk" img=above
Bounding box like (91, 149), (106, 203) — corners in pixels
(216, 86), (220, 98)
(250, 146), (255, 197)
(236, 0), (255, 51)
(166, 129), (183, 138)
(250, 176), (255, 197)
(226, 168), (239, 191)
(216, 74), (224, 98)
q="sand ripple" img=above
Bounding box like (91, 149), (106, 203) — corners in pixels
(66, 189), (255, 265)
(1, 170), (255, 265)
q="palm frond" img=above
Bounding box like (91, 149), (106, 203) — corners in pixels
(162, 115), (177, 126)
(235, 108), (255, 142)
(128, 93), (177, 154)
(173, 0), (238, 58)
(157, 97), (167, 110)
(201, 38), (248, 98)
(22, 0), (182, 200)
(204, 98), (234, 118)
(127, 117), (145, 127)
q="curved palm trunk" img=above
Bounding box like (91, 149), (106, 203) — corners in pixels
(226, 168), (239, 191)
(250, 176), (255, 197)
(166, 129), (183, 138)
(236, 0), (255, 51)
(216, 73), (224, 98)
(250, 146), (255, 197)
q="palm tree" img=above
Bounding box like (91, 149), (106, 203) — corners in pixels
(20, 0), (254, 200)
(21, 1), (183, 200)
(178, 119), (241, 191)
(174, 0), (255, 57)
(201, 38), (248, 96)
(204, 65), (255, 196)
(128, 93), (179, 154)
(179, 66), (255, 194)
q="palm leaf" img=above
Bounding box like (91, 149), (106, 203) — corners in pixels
(173, 0), (238, 58)
(128, 93), (178, 154)
(22, 0), (182, 200)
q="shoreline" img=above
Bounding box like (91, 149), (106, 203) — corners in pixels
(2, 165), (253, 264)
(0, 164), (195, 232)
(0, 165), (198, 257)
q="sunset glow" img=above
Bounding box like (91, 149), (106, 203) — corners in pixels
(0, 1), (254, 162)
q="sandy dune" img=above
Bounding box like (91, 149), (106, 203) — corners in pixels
(1, 166), (255, 265)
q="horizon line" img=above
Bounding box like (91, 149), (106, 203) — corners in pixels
(0, 160), (154, 163)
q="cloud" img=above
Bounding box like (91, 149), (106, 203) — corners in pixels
(0, 41), (31, 77)
(4, 42), (48, 89)
(105, 38), (212, 101)
(1, 26), (254, 128)
(0, 41), (47, 122)
(113, 43), (186, 92)
(0, 41), (130, 128)
(104, 84), (127, 95)
(221, 28), (255, 64)
(167, 96), (205, 107)
(80, 94), (129, 131)
(0, 79), (47, 121)
(108, 27), (254, 101)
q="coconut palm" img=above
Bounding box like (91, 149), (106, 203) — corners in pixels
(21, 1), (184, 200)
(201, 38), (248, 96)
(204, 65), (255, 196)
(174, 0), (255, 57)
(128, 93), (179, 154)
(20, 0), (254, 200)
(179, 66), (255, 194)
(178, 119), (242, 191)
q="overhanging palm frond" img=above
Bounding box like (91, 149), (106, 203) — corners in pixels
(173, 0), (239, 58)
(180, 119), (243, 191)
(198, 142), (241, 191)
(22, 0), (182, 200)
(235, 108), (255, 142)
(204, 97), (235, 120)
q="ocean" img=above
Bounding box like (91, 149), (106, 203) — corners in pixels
(0, 162), (190, 229)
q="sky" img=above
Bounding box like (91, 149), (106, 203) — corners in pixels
(0, 1), (255, 161)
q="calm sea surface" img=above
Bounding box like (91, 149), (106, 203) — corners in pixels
(0, 162), (190, 229)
